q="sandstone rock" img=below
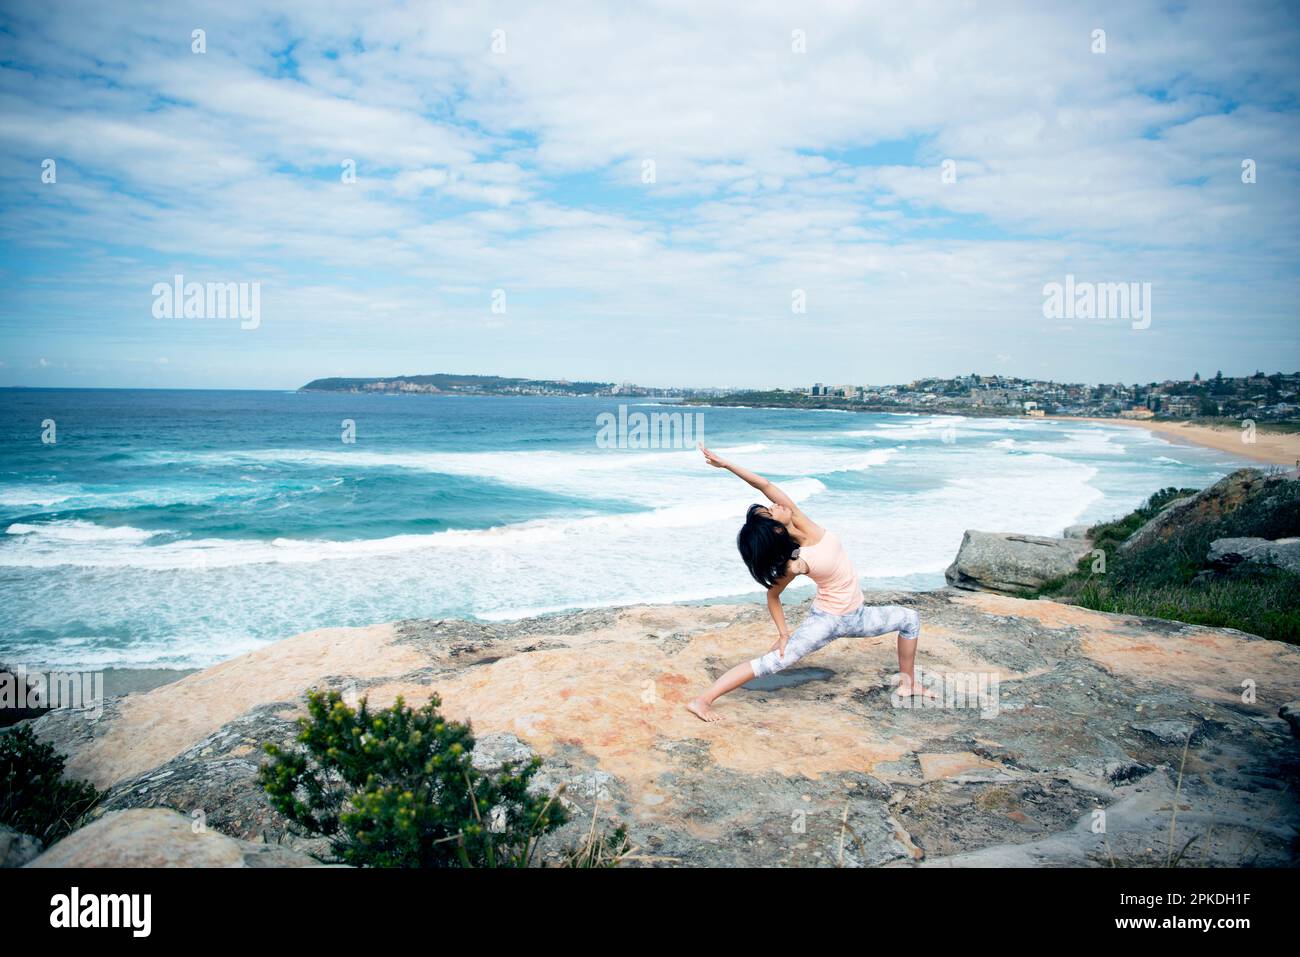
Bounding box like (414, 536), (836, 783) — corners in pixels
(24, 808), (332, 868)
(470, 730), (538, 774)
(30, 591), (1300, 867)
(1208, 536), (1269, 564)
(0, 825), (42, 868)
(1118, 496), (1196, 554)
(1130, 719), (1204, 747)
(945, 531), (1091, 593)
(1207, 536), (1300, 574)
(1103, 759), (1155, 786)
(1063, 525), (1091, 540)
(904, 765), (1280, 867)
(1281, 702), (1300, 739)
(1120, 468), (1280, 553)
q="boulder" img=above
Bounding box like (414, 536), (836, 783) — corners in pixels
(1130, 719), (1204, 747)
(29, 591), (1300, 867)
(0, 825), (42, 868)
(944, 531), (1092, 594)
(1207, 536), (1300, 574)
(24, 808), (332, 868)
(1118, 496), (1196, 553)
(1062, 525), (1091, 540)
(1120, 468), (1280, 553)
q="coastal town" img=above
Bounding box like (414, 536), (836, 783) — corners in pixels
(810, 370), (1300, 420)
(303, 371), (1300, 423)
(678, 370), (1300, 423)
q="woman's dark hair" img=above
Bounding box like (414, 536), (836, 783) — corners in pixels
(737, 503), (797, 589)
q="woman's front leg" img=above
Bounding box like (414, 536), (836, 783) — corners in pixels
(687, 661), (756, 722)
(688, 613), (831, 722)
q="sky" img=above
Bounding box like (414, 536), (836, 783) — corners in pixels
(0, 0), (1298, 390)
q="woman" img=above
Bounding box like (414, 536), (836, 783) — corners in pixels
(687, 444), (926, 722)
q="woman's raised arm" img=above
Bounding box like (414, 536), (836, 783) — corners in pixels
(699, 444), (801, 513)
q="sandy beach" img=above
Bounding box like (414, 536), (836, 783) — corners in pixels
(1052, 416), (1300, 467)
(102, 667), (198, 698)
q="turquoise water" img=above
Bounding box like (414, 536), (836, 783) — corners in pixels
(0, 389), (1254, 669)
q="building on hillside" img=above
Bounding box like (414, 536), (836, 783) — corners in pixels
(970, 387), (1014, 407)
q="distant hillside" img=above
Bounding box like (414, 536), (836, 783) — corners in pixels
(299, 373), (613, 396)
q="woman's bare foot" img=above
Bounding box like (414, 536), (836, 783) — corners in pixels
(896, 673), (940, 701)
(687, 697), (724, 722)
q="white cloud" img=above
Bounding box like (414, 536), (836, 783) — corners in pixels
(0, 0), (1296, 388)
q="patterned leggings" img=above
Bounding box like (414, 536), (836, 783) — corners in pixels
(750, 604), (920, 678)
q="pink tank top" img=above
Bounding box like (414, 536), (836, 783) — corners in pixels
(797, 530), (864, 614)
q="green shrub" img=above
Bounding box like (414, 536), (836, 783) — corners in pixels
(0, 665), (51, 728)
(1061, 569), (1300, 644)
(0, 724), (102, 845)
(1036, 480), (1300, 643)
(260, 690), (568, 867)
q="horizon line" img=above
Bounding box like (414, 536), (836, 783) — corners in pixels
(3, 368), (1298, 394)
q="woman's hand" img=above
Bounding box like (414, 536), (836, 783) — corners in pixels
(699, 444), (730, 470)
(768, 631), (789, 661)
(700, 443), (817, 534)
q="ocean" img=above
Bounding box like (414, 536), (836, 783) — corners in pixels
(0, 389), (1255, 670)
